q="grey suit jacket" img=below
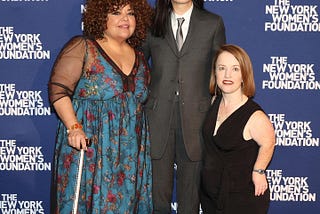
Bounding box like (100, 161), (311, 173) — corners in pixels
(143, 7), (226, 161)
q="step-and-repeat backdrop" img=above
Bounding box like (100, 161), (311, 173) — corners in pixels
(0, 0), (319, 213)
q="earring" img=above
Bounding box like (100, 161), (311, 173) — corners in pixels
(215, 83), (219, 95)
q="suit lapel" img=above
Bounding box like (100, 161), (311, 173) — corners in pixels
(164, 7), (203, 57)
(165, 19), (180, 57)
(179, 7), (201, 56)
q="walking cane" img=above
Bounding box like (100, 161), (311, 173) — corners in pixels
(72, 136), (91, 214)
(71, 138), (91, 214)
(72, 148), (84, 214)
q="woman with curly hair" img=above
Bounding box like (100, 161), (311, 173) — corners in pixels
(48, 0), (153, 213)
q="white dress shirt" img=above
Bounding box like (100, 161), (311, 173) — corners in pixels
(171, 4), (193, 43)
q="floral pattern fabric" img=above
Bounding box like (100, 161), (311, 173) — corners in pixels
(51, 37), (152, 214)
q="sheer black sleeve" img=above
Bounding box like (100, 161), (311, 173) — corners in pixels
(48, 36), (86, 104)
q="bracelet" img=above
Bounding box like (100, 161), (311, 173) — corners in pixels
(67, 122), (83, 134)
(253, 169), (266, 175)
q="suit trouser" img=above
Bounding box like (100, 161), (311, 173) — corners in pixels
(152, 100), (201, 214)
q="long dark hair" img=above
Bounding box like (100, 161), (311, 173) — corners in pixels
(151, 0), (204, 37)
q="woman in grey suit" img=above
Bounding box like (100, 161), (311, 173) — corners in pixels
(143, 0), (226, 213)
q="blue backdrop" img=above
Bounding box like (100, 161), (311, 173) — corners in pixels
(0, 0), (319, 213)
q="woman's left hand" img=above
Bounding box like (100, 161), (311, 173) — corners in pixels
(252, 172), (269, 196)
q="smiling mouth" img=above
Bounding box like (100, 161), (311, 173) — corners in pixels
(223, 80), (233, 84)
(119, 24), (129, 28)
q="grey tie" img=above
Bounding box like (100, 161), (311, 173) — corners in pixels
(176, 18), (185, 51)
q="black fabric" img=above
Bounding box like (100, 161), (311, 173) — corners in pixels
(200, 96), (270, 214)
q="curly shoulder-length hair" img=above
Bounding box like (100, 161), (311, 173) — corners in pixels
(83, 0), (153, 48)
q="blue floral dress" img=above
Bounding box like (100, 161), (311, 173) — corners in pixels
(49, 36), (153, 214)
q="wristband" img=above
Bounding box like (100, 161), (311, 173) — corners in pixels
(67, 122), (83, 133)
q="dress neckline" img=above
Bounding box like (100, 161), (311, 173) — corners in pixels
(92, 39), (138, 78)
(213, 97), (250, 137)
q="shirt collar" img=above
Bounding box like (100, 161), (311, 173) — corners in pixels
(171, 3), (193, 25)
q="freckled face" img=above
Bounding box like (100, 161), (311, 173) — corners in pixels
(215, 51), (243, 95)
(104, 4), (136, 42)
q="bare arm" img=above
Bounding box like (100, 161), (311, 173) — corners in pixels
(53, 97), (88, 150)
(246, 110), (275, 196)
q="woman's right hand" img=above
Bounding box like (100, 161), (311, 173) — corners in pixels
(67, 129), (89, 151)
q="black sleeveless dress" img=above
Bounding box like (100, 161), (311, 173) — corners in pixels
(200, 96), (270, 214)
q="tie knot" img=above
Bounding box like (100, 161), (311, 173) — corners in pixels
(177, 18), (185, 26)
